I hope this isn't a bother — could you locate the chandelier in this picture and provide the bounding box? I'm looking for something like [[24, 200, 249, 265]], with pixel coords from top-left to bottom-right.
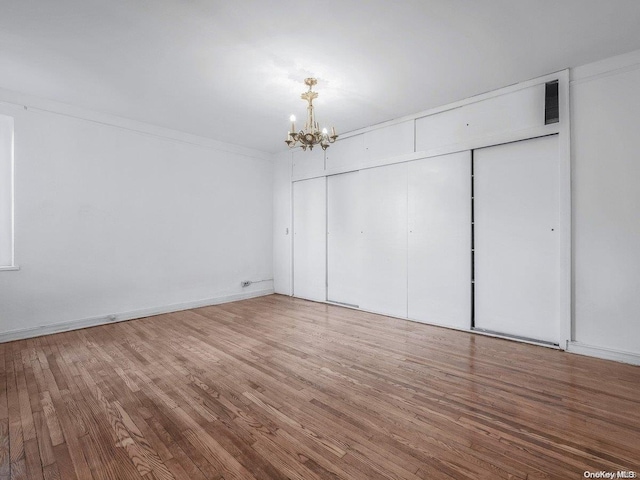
[[285, 78, 338, 151]]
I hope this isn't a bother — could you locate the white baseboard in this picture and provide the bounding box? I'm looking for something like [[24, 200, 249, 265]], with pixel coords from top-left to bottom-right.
[[566, 341, 640, 366], [0, 288, 274, 344]]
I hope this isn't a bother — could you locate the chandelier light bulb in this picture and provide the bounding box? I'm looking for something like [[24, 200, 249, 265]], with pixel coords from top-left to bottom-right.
[[285, 78, 338, 151]]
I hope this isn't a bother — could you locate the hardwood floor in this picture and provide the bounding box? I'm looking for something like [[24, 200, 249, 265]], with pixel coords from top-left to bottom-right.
[[0, 294, 638, 479]]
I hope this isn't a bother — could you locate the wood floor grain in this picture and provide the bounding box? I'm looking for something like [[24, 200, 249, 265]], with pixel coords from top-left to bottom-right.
[[1, 294, 639, 479]]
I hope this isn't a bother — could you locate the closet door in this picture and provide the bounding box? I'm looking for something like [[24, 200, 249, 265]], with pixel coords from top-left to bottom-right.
[[293, 177, 326, 302], [359, 162, 408, 317], [474, 135, 561, 344], [327, 171, 361, 306], [408, 152, 471, 329]]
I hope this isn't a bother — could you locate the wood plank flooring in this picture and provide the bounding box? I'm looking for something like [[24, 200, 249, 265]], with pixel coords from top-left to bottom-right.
[[1, 294, 639, 479]]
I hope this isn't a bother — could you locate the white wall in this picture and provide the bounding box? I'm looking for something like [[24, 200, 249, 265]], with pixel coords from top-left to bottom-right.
[[570, 51, 640, 359], [0, 93, 274, 340]]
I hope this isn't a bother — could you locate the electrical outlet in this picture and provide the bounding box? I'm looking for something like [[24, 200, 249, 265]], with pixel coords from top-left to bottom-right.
[[241, 281, 251, 287]]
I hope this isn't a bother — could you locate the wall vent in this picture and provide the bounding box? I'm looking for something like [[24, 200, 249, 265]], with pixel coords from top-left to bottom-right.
[[545, 80, 559, 125]]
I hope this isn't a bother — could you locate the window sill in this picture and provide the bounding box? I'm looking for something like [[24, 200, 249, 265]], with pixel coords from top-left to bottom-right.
[[0, 265, 20, 272]]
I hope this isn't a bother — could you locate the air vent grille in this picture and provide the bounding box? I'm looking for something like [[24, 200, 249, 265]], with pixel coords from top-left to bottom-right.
[[545, 81, 559, 125]]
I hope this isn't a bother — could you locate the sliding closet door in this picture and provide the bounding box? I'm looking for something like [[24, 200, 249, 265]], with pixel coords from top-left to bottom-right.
[[474, 135, 560, 344], [408, 152, 471, 329], [359, 162, 408, 317], [327, 171, 361, 306], [293, 177, 326, 302]]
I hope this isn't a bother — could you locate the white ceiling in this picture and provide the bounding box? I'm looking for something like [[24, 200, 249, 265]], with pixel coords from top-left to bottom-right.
[[2, 1, 640, 153]]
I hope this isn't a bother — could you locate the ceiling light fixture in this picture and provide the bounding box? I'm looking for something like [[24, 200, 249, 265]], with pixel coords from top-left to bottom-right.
[[285, 78, 338, 151]]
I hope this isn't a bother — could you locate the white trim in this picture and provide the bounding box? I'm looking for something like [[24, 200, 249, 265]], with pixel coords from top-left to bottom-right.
[[292, 123, 561, 183], [0, 113, 15, 269], [558, 69, 572, 350], [289, 151, 294, 296], [571, 48, 640, 84], [0, 265, 19, 272], [0, 87, 271, 161], [9, 114, 15, 267], [571, 62, 640, 87], [468, 328, 561, 350], [0, 288, 274, 344], [290, 156, 296, 297], [567, 341, 640, 366]]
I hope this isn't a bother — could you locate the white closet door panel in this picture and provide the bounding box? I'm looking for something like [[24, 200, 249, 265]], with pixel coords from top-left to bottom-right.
[[408, 151, 471, 329], [359, 162, 408, 317], [325, 134, 365, 173], [474, 135, 560, 343], [362, 121, 414, 167], [327, 172, 361, 306], [293, 177, 326, 302], [292, 147, 324, 181]]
